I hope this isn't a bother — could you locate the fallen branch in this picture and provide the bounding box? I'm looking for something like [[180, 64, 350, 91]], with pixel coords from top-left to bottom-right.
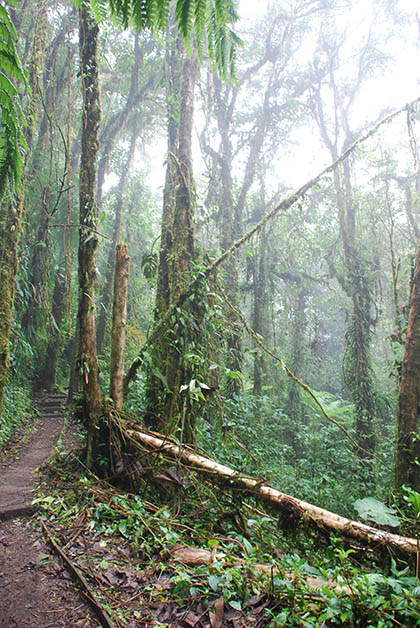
[[40, 519, 115, 628], [121, 424, 419, 558], [169, 544, 352, 593]]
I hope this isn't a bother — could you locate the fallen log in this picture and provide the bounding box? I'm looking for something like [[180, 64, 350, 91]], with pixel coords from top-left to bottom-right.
[[122, 424, 419, 558]]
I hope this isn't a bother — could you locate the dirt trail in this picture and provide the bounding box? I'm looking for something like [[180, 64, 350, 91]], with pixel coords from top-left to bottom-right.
[[0, 393, 66, 521], [0, 394, 98, 627]]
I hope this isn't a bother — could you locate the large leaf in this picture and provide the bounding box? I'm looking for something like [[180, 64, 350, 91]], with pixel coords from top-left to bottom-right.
[[354, 497, 400, 527]]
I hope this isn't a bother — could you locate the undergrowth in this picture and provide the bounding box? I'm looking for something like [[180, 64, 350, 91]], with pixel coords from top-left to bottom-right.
[[0, 382, 34, 451], [199, 392, 394, 519], [33, 448, 420, 628]]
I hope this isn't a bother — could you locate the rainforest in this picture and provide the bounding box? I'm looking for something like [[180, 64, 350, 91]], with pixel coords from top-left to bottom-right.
[[0, 0, 420, 626]]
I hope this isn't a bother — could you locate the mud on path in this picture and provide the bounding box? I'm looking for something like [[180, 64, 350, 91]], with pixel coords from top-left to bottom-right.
[[0, 393, 98, 627]]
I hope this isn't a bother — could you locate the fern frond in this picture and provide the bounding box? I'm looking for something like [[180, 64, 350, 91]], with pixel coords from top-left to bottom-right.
[[80, 0, 241, 80], [175, 0, 194, 41]]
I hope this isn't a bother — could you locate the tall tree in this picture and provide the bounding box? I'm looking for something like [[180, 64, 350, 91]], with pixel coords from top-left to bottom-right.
[[146, 34, 200, 441], [77, 3, 102, 465], [309, 23, 387, 462], [395, 242, 420, 490]]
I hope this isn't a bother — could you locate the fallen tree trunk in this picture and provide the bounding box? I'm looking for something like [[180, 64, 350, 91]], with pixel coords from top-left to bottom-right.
[[122, 424, 419, 558]]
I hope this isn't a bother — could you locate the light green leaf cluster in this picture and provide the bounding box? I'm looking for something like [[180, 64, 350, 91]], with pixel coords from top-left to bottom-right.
[[0, 1, 28, 197]]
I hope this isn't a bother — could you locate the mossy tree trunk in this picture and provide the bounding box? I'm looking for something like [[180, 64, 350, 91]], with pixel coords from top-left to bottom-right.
[[21, 195, 51, 340], [312, 77, 377, 465], [0, 0, 48, 416], [36, 273, 67, 391], [285, 287, 307, 453], [213, 78, 242, 396], [77, 4, 102, 465], [335, 161, 376, 462], [165, 44, 198, 441], [252, 226, 269, 397], [395, 243, 420, 490], [147, 36, 199, 442], [145, 30, 181, 428]]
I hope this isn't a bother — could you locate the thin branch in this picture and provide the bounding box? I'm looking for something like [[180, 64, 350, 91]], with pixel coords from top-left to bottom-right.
[[51, 223, 111, 240], [40, 519, 115, 628], [125, 95, 420, 388]]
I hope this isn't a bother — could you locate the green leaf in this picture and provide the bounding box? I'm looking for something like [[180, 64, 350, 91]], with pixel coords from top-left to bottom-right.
[[353, 497, 400, 527], [208, 574, 220, 591]]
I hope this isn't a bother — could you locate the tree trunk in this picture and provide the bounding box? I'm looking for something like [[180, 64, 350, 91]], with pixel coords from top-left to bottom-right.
[[123, 424, 419, 558], [110, 244, 130, 411], [145, 30, 181, 426], [395, 243, 420, 490], [252, 225, 269, 397], [77, 5, 102, 465], [285, 288, 307, 450], [146, 36, 199, 442], [0, 0, 48, 416], [335, 161, 376, 462], [21, 197, 51, 339], [163, 42, 198, 442]]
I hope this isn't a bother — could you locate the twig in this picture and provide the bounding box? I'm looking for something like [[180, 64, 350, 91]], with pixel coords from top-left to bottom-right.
[[39, 518, 116, 628]]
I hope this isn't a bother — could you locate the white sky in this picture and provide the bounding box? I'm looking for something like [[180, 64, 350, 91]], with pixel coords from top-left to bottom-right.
[[111, 0, 420, 197]]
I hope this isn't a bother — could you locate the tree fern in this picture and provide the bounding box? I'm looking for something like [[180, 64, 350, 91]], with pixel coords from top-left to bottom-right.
[[74, 0, 240, 79]]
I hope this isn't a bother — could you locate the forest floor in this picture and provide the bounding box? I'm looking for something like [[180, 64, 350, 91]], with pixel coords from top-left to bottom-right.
[[0, 396, 271, 628], [1, 396, 419, 627]]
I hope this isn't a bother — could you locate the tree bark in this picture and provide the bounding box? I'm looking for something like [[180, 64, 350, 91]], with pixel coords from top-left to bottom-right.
[[110, 244, 130, 412], [146, 36, 199, 442], [145, 30, 182, 426], [123, 423, 419, 558], [163, 42, 198, 441], [77, 4, 102, 464], [335, 161, 376, 461], [285, 288, 307, 447], [395, 243, 420, 490]]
